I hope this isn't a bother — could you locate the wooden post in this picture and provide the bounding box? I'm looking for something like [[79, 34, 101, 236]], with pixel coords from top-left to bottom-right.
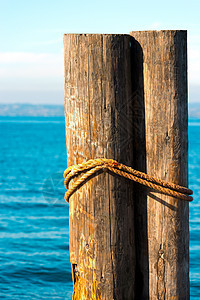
[[64, 34, 136, 299], [130, 30, 189, 299]]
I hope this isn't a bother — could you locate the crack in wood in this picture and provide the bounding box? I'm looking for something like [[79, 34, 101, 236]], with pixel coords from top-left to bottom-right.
[[157, 247, 166, 300]]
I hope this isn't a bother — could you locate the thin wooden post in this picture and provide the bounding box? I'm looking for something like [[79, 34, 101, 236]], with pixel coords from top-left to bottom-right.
[[130, 30, 189, 299], [64, 34, 136, 299]]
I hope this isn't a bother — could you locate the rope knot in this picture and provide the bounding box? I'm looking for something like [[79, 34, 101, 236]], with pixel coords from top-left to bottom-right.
[[63, 158, 193, 203]]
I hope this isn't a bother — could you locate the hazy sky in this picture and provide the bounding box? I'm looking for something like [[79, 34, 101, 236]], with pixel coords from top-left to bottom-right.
[[0, 0, 199, 104]]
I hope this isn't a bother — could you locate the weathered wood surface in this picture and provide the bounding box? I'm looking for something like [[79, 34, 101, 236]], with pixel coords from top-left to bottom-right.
[[64, 34, 136, 300], [130, 30, 189, 299]]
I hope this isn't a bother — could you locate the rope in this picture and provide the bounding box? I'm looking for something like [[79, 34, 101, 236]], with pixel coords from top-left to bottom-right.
[[63, 158, 193, 203]]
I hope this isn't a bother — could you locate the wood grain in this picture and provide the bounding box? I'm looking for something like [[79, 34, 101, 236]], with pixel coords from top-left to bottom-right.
[[64, 34, 136, 300], [130, 30, 189, 299]]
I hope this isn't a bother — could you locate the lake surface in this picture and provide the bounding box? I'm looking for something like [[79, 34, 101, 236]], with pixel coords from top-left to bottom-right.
[[0, 116, 199, 299]]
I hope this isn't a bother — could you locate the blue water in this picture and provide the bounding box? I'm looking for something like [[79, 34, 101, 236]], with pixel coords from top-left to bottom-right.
[[0, 117, 73, 299], [189, 119, 200, 299], [0, 116, 199, 299]]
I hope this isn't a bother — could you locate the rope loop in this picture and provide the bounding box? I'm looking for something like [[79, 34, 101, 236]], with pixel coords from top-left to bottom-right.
[[63, 158, 193, 203]]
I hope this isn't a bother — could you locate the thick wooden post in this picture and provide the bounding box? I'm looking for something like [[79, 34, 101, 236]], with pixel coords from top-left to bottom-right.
[[64, 34, 136, 299], [130, 30, 189, 299]]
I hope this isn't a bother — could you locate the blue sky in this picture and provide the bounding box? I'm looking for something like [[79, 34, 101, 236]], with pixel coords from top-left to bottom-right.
[[0, 0, 199, 104]]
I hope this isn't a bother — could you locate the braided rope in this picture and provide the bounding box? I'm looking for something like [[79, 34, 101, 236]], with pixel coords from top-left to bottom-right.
[[63, 158, 193, 203]]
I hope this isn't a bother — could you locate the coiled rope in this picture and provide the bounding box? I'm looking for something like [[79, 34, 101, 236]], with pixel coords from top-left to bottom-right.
[[63, 158, 193, 203]]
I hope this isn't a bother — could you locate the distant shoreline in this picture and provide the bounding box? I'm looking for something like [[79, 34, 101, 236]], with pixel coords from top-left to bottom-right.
[[0, 103, 200, 118], [0, 103, 64, 117]]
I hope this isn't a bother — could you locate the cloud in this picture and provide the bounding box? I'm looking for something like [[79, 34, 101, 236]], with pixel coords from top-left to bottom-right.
[[188, 34, 200, 86], [0, 40, 199, 103], [0, 52, 64, 92], [0, 52, 63, 64], [188, 50, 200, 85]]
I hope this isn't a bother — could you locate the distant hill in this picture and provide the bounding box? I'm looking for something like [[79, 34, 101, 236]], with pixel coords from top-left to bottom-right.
[[0, 103, 64, 116], [189, 103, 200, 118], [0, 102, 200, 118]]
